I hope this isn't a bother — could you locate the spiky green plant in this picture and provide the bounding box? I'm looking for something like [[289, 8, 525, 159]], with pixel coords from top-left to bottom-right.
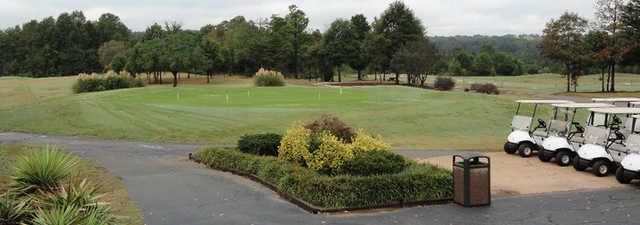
[[35, 179, 105, 210], [0, 193, 31, 225], [81, 207, 117, 225], [10, 146, 79, 194], [31, 205, 83, 225]]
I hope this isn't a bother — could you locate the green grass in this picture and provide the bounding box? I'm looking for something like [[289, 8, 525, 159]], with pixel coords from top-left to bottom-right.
[[0, 82, 521, 150], [0, 144, 143, 225]]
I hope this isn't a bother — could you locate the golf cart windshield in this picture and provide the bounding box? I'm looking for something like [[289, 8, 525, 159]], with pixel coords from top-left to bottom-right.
[[549, 103, 613, 137], [628, 115, 640, 152], [512, 100, 572, 132]]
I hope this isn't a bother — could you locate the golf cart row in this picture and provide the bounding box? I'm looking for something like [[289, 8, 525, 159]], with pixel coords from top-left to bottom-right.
[[504, 98, 640, 184]]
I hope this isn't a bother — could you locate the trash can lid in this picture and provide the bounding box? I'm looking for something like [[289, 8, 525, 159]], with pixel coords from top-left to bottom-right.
[[453, 152, 489, 160]]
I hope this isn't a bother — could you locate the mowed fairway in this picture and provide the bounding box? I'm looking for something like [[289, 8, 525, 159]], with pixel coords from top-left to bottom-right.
[[0, 76, 517, 150]]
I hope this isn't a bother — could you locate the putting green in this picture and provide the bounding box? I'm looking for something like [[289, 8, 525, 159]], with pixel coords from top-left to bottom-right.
[[0, 83, 521, 150]]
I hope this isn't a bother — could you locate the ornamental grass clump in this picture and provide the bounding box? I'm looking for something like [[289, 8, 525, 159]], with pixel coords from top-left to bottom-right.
[[72, 72, 144, 93], [254, 68, 285, 87]]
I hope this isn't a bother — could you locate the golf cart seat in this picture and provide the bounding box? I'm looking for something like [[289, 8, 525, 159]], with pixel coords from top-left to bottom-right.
[[571, 136, 585, 144], [610, 143, 628, 153], [533, 130, 547, 137], [628, 134, 640, 152], [584, 126, 609, 145]]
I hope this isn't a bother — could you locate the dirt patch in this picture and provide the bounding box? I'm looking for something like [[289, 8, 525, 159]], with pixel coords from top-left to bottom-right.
[[418, 152, 627, 198]]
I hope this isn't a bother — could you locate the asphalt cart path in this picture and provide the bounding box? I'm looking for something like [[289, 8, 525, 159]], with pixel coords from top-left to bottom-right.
[[1, 132, 639, 225]]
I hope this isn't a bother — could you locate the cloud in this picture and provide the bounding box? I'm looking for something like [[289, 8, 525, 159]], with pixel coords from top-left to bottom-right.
[[0, 0, 594, 36]]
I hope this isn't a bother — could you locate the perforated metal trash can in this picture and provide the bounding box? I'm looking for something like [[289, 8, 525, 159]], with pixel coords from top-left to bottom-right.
[[453, 152, 490, 207]]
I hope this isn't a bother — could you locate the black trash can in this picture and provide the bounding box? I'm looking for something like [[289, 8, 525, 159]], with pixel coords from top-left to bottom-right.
[[453, 152, 491, 207]]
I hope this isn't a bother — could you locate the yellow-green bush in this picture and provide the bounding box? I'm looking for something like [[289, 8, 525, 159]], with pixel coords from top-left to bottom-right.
[[306, 132, 354, 172], [349, 129, 391, 154], [277, 123, 311, 164], [279, 122, 392, 174]]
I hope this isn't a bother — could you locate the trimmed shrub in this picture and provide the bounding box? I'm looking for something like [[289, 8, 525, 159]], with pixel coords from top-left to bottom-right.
[[237, 133, 283, 156], [10, 146, 79, 194], [434, 76, 456, 91], [193, 147, 453, 209], [338, 150, 406, 176], [349, 129, 390, 153], [254, 68, 285, 87], [304, 115, 356, 143], [470, 83, 500, 95], [72, 73, 144, 94]]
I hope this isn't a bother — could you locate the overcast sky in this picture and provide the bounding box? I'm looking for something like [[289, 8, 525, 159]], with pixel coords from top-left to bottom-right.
[[0, 0, 595, 36]]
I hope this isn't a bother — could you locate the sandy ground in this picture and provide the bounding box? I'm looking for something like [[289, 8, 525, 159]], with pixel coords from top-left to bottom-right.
[[418, 152, 627, 198]]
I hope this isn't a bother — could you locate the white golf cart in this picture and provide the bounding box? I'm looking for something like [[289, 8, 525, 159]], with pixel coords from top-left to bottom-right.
[[573, 107, 640, 176], [615, 115, 640, 183], [504, 100, 573, 157], [592, 98, 640, 107], [538, 103, 614, 166]]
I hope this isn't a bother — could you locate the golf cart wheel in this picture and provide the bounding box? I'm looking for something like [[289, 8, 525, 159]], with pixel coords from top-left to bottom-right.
[[573, 157, 587, 171], [616, 167, 632, 184], [538, 151, 552, 162], [518, 143, 534, 158], [555, 151, 572, 167], [504, 142, 517, 154], [592, 160, 610, 177]]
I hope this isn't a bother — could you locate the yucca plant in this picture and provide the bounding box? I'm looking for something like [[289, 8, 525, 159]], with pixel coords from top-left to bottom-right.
[[31, 205, 83, 225], [81, 207, 117, 225], [35, 179, 105, 210], [0, 193, 31, 225], [10, 146, 80, 194]]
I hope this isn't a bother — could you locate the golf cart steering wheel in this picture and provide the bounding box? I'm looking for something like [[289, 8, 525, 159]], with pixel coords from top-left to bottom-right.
[[573, 122, 585, 134], [537, 119, 547, 129], [615, 129, 626, 141]]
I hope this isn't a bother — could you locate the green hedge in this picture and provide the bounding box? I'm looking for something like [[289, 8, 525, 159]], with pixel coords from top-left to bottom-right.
[[193, 147, 453, 209], [72, 76, 144, 93]]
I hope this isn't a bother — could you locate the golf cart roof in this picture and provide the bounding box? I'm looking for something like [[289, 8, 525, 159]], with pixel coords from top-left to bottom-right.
[[588, 107, 640, 114], [516, 100, 573, 104], [592, 98, 640, 103], [552, 103, 615, 108], [635, 115, 640, 119]]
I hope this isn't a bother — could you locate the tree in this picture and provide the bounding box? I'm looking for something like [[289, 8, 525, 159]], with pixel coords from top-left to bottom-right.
[[390, 38, 439, 87], [585, 30, 610, 92], [472, 52, 494, 76], [162, 33, 196, 87], [451, 49, 474, 74], [349, 14, 371, 80], [374, 1, 425, 84], [285, 5, 310, 78], [595, 0, 629, 92], [200, 36, 221, 83], [109, 53, 127, 74], [98, 40, 128, 70], [540, 12, 590, 92], [324, 19, 355, 82], [96, 13, 131, 43], [124, 43, 144, 77], [622, 0, 640, 37], [143, 23, 165, 41], [493, 53, 516, 75]]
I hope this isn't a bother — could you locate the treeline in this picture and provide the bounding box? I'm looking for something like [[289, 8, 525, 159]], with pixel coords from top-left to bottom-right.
[[1, 0, 639, 90], [0, 12, 131, 77]]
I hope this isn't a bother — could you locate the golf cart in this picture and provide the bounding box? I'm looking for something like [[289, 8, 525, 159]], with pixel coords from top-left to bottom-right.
[[615, 115, 640, 184], [504, 100, 573, 157], [573, 107, 640, 176], [592, 98, 640, 107], [632, 102, 640, 108], [538, 103, 614, 166]]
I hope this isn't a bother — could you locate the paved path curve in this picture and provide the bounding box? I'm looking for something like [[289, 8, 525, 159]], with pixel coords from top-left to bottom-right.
[[1, 132, 640, 225]]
